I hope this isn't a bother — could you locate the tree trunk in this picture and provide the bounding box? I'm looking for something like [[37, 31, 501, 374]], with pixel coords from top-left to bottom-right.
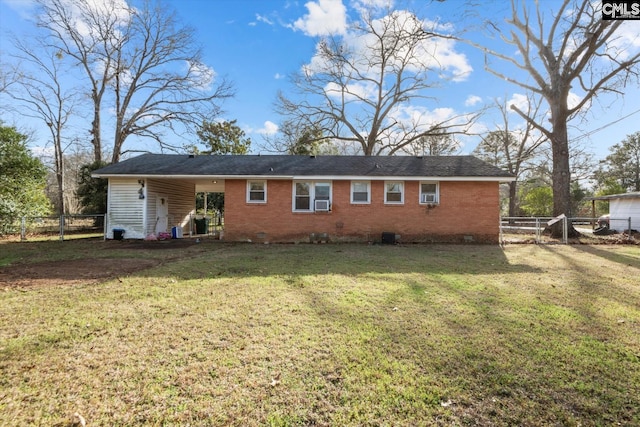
[[508, 181, 517, 218], [91, 98, 102, 163], [550, 117, 578, 237], [56, 170, 65, 215], [112, 132, 123, 163], [51, 122, 66, 215]]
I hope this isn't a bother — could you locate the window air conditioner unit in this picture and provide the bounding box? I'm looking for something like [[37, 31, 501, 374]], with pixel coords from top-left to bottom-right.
[[421, 194, 436, 203], [315, 199, 330, 211]]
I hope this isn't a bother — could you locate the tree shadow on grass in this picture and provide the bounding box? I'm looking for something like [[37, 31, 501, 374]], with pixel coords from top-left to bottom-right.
[[160, 243, 543, 281], [569, 244, 640, 270], [278, 244, 639, 425]]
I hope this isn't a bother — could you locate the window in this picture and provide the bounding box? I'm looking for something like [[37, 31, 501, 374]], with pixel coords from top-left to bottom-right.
[[314, 182, 331, 211], [294, 182, 311, 210], [293, 181, 332, 212], [420, 182, 439, 204], [247, 180, 267, 203], [351, 181, 370, 204], [385, 181, 404, 204], [315, 182, 330, 201]]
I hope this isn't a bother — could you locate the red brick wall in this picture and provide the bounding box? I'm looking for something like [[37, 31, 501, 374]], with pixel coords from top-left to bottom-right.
[[224, 179, 501, 243]]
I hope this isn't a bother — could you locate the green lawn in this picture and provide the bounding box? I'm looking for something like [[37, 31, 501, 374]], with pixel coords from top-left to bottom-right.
[[1, 240, 639, 426]]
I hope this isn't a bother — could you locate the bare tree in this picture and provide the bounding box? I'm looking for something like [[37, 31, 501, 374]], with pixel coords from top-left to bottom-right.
[[262, 120, 341, 155], [36, 0, 234, 163], [0, 67, 19, 94], [402, 128, 462, 156], [473, 94, 546, 217], [276, 8, 476, 156], [36, 0, 122, 163], [479, 0, 640, 235], [5, 38, 80, 215]]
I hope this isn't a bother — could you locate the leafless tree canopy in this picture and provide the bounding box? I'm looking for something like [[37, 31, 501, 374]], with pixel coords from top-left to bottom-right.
[[36, 0, 234, 163], [5, 35, 81, 215], [276, 8, 477, 156], [402, 129, 463, 156], [479, 0, 640, 234], [473, 94, 546, 216]]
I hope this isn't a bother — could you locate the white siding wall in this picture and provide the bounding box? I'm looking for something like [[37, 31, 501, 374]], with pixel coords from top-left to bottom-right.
[[146, 179, 196, 237], [107, 179, 146, 239], [610, 198, 640, 232]]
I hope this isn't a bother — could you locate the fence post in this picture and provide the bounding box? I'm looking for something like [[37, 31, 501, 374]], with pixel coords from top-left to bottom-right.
[[629, 217, 632, 240], [21, 216, 26, 241], [563, 216, 568, 244], [535, 218, 540, 244], [59, 215, 65, 241]]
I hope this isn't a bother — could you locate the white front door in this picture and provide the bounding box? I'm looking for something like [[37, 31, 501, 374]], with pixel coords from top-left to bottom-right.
[[156, 196, 169, 233]]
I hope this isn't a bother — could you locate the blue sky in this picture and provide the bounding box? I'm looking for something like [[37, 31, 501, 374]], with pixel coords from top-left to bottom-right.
[[1, 0, 639, 161]]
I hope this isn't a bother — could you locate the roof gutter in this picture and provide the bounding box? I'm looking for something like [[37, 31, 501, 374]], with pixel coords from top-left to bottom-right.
[[92, 173, 516, 182]]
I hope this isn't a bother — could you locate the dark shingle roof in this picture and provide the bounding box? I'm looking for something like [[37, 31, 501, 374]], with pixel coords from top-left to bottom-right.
[[93, 154, 514, 179], [588, 192, 640, 201]]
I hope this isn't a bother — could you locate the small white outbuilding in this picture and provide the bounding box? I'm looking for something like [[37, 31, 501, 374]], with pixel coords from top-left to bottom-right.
[[592, 192, 640, 233]]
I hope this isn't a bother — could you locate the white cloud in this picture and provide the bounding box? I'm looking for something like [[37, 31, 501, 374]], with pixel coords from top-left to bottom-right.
[[303, 10, 472, 85], [606, 20, 640, 61], [353, 0, 394, 13], [508, 91, 587, 117], [465, 95, 483, 107], [187, 61, 216, 91], [428, 37, 473, 82], [293, 0, 348, 36], [274, 73, 284, 79], [389, 104, 460, 131], [256, 14, 274, 26], [258, 120, 279, 135], [568, 90, 592, 112], [355, 0, 393, 6], [66, 0, 132, 40], [30, 145, 55, 159], [324, 81, 376, 101], [507, 93, 530, 113]]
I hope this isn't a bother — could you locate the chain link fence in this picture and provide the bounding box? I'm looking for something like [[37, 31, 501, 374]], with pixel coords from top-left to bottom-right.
[[3, 213, 633, 244], [500, 216, 635, 244], [0, 215, 105, 242]]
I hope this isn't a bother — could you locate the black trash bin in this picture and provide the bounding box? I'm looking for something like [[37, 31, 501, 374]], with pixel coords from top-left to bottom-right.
[[113, 228, 125, 240], [194, 218, 208, 234]]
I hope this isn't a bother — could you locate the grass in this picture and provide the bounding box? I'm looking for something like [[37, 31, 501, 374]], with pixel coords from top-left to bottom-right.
[[0, 240, 639, 426]]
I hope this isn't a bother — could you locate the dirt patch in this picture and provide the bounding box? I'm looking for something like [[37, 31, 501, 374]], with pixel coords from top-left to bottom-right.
[[0, 258, 161, 289], [109, 239, 201, 250]]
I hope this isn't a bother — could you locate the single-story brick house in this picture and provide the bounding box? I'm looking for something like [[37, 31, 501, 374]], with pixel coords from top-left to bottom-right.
[[92, 154, 515, 243]]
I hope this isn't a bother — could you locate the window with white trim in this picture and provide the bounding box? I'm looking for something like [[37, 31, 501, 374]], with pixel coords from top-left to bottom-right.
[[247, 180, 267, 203], [385, 181, 404, 204], [351, 181, 370, 204], [419, 181, 439, 204], [293, 181, 332, 212]]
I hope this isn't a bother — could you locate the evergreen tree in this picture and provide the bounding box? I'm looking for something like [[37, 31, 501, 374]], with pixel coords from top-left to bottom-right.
[[0, 123, 51, 233]]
